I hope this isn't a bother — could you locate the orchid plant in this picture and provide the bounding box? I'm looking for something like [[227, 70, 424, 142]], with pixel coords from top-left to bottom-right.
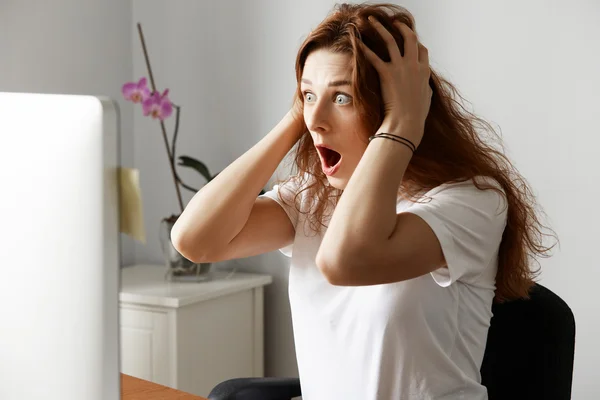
[[122, 75, 220, 215], [121, 23, 225, 217]]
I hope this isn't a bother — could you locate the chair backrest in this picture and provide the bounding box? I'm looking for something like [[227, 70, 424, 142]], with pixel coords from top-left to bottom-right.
[[480, 283, 576, 400]]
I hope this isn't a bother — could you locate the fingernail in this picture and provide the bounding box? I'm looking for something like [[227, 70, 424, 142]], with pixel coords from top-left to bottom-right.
[[368, 16, 374, 22]]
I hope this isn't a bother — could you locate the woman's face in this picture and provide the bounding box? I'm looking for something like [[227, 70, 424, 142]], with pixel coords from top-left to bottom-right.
[[301, 48, 370, 190]]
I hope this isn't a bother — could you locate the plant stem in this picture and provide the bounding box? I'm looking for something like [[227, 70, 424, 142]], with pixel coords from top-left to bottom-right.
[[137, 22, 184, 214], [171, 105, 200, 193]]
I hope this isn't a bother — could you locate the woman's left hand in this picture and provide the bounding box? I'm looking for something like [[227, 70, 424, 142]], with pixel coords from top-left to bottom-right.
[[360, 17, 433, 148]]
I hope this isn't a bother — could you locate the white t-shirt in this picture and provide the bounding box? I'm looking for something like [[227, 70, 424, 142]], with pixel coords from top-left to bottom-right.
[[259, 175, 508, 400]]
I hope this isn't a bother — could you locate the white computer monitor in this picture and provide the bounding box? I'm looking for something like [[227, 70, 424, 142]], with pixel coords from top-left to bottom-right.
[[0, 92, 121, 400]]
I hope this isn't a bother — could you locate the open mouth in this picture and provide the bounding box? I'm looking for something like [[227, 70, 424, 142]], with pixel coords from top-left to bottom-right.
[[316, 145, 342, 176]]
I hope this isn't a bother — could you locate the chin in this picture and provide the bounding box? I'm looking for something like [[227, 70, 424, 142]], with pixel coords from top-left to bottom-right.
[[325, 175, 347, 190]]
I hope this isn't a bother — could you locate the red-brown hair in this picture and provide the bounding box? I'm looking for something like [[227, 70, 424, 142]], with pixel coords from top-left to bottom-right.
[[277, 2, 558, 303]]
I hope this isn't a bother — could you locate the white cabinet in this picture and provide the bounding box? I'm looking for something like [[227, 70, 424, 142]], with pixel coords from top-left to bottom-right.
[[119, 264, 272, 397]]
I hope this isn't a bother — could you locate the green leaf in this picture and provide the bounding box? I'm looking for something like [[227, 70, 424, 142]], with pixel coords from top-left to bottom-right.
[[177, 156, 212, 182]]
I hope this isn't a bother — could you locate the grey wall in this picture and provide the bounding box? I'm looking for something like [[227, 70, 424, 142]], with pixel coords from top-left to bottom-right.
[[0, 0, 136, 266]]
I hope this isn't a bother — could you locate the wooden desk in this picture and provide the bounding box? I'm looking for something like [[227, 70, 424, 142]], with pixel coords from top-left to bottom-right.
[[121, 373, 208, 399]]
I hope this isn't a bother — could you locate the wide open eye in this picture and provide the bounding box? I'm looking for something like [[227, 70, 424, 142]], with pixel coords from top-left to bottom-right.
[[334, 93, 352, 105], [303, 92, 316, 102]]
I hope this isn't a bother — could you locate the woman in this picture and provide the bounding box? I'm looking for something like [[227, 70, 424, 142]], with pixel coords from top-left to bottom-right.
[[172, 3, 557, 399]]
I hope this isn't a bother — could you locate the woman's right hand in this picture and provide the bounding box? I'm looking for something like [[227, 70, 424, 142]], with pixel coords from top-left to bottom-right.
[[286, 91, 306, 138], [289, 91, 304, 122]]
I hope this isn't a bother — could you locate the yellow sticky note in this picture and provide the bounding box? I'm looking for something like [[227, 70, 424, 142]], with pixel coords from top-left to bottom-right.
[[118, 167, 146, 244]]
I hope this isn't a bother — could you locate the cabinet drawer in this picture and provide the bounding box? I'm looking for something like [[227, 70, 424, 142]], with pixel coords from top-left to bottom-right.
[[119, 307, 171, 385]]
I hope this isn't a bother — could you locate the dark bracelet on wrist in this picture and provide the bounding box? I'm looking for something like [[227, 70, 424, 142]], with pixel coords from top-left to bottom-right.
[[368, 133, 417, 153]]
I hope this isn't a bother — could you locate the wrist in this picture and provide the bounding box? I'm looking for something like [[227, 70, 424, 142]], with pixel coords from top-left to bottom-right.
[[278, 111, 305, 142], [377, 120, 423, 147]]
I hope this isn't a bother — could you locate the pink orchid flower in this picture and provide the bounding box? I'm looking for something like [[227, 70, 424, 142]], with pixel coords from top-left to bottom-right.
[[121, 77, 151, 103], [142, 88, 173, 120]]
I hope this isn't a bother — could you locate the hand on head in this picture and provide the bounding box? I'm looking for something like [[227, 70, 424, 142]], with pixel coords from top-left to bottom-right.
[[360, 16, 433, 148]]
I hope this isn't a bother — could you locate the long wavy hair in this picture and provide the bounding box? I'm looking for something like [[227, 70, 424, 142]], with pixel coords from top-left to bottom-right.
[[276, 2, 558, 303]]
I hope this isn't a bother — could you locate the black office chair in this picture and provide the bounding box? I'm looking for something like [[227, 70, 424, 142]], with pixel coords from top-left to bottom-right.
[[207, 283, 576, 400]]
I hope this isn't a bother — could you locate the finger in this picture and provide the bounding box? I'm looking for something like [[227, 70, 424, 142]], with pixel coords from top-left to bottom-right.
[[359, 41, 387, 73], [394, 21, 418, 61], [368, 16, 401, 63]]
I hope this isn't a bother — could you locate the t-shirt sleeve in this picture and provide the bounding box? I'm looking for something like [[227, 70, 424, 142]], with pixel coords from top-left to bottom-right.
[[257, 175, 302, 257], [402, 178, 508, 287]]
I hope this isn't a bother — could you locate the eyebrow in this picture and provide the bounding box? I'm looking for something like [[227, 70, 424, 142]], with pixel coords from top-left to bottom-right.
[[301, 78, 352, 87]]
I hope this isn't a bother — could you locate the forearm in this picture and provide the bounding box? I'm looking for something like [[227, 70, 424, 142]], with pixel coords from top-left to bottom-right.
[[172, 112, 302, 261], [319, 125, 416, 266]]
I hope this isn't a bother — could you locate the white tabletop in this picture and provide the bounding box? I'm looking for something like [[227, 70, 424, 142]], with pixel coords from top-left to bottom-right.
[[119, 264, 273, 308]]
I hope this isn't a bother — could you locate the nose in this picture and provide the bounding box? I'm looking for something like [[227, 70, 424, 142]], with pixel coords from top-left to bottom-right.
[[304, 97, 331, 134]]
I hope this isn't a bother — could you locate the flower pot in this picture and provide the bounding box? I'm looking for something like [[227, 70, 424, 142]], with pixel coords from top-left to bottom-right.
[[159, 214, 213, 282]]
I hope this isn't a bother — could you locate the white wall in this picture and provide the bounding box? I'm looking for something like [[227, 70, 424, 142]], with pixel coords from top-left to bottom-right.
[[0, 0, 136, 266]]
